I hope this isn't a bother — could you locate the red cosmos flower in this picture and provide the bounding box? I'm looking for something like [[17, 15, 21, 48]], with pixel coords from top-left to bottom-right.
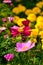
[[11, 26, 20, 37], [22, 26, 31, 36], [22, 20, 30, 26]]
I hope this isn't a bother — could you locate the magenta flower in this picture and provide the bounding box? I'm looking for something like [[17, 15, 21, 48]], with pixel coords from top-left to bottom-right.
[[22, 26, 31, 36], [3, 0, 12, 3], [8, 17, 14, 22], [22, 20, 30, 26], [16, 40, 35, 52], [2, 18, 7, 22], [0, 27, 6, 33], [11, 26, 20, 37], [4, 53, 14, 61]]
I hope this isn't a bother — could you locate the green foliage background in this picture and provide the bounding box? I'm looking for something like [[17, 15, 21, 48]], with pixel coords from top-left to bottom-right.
[[0, 0, 43, 65]]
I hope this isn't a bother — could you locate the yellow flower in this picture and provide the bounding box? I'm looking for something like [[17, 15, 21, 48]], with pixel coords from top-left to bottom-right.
[[40, 11, 43, 15], [13, 16, 20, 23], [35, 24, 38, 29], [38, 22, 43, 30], [37, 16, 43, 23], [30, 29, 39, 37], [32, 7, 41, 14], [27, 13, 36, 22], [12, 4, 26, 14], [41, 39, 43, 42], [30, 38, 37, 43], [12, 7, 20, 14], [13, 16, 26, 26], [36, 16, 43, 29], [16, 18, 26, 26], [33, 38, 37, 43], [25, 9, 32, 15], [39, 31, 43, 38], [36, 1, 43, 8], [18, 4, 26, 12], [35, 22, 43, 30]]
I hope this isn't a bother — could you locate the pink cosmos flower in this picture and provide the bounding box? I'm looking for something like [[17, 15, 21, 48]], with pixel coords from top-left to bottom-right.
[[0, 27, 6, 33], [16, 40, 35, 52], [8, 17, 14, 22], [22, 26, 31, 36], [2, 18, 7, 22], [11, 26, 20, 37], [3, 0, 12, 3], [4, 53, 14, 61], [22, 20, 30, 26]]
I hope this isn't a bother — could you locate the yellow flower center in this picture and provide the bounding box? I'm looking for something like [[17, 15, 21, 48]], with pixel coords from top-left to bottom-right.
[[22, 46, 28, 51]]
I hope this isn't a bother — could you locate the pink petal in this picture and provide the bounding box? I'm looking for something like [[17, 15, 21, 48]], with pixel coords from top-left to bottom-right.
[[11, 26, 19, 30], [3, 0, 12, 3], [16, 40, 35, 52]]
